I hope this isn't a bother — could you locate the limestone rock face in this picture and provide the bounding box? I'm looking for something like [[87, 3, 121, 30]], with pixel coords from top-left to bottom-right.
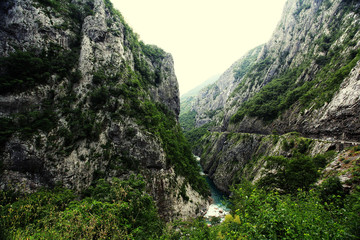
[[149, 53, 180, 118], [300, 60, 360, 141], [0, 0, 207, 220], [198, 133, 264, 193], [191, 46, 263, 128]]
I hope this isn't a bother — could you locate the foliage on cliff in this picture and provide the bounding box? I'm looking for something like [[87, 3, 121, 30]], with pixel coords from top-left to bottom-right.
[[228, 0, 360, 125], [231, 48, 360, 123]]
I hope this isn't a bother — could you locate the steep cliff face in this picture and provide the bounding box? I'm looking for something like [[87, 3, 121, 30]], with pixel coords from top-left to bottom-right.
[[225, 0, 360, 142], [185, 46, 263, 128], [0, 0, 208, 220], [182, 0, 360, 192]]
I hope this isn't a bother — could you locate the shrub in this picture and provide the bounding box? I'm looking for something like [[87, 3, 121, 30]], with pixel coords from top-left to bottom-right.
[[92, 69, 107, 85], [0, 51, 49, 93], [0, 176, 163, 239], [258, 154, 319, 193], [318, 176, 346, 207], [231, 37, 360, 124], [226, 183, 354, 239], [89, 87, 109, 108], [0, 44, 81, 94]]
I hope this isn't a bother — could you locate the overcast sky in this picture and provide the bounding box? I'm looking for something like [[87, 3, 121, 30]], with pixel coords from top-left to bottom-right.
[[112, 0, 287, 95]]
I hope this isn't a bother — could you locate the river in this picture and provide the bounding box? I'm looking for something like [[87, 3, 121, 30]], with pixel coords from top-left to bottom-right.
[[196, 156, 230, 222]]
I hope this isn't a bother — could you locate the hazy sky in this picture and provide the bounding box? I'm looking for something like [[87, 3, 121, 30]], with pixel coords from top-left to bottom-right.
[[112, 0, 287, 95]]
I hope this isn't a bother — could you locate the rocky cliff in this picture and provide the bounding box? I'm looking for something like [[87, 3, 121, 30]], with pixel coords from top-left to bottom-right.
[[182, 0, 360, 193], [196, 131, 359, 194], [0, 0, 209, 220], [187, 0, 360, 138], [190, 46, 263, 128], [226, 0, 360, 142]]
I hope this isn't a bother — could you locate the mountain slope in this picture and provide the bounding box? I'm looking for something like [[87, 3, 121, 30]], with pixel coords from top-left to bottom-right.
[[182, 0, 360, 193], [188, 0, 360, 140], [226, 0, 360, 141], [180, 46, 264, 145], [0, 0, 209, 220], [180, 74, 220, 116]]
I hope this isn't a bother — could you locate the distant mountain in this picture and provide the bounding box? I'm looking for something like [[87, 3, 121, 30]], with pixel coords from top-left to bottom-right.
[[180, 74, 221, 100], [180, 74, 220, 115]]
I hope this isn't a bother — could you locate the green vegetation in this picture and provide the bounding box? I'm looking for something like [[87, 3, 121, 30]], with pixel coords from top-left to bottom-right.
[[258, 153, 327, 193], [0, 45, 80, 94], [178, 48, 263, 149], [0, 0, 209, 238], [180, 110, 197, 132], [179, 97, 215, 150], [140, 42, 167, 62], [184, 122, 214, 149], [2, 152, 359, 239], [233, 45, 263, 82], [172, 130, 360, 239], [1, 0, 207, 201], [224, 182, 359, 239], [160, 182, 359, 239], [134, 43, 166, 86], [104, 0, 165, 87], [0, 42, 83, 148], [0, 98, 57, 148], [0, 50, 50, 93], [72, 61, 209, 196], [34, 0, 94, 31], [0, 175, 163, 239], [293, 0, 311, 17], [318, 176, 347, 206], [3, 178, 357, 239], [179, 96, 194, 114], [231, 63, 309, 122], [300, 50, 360, 109], [137, 101, 208, 196], [176, 1, 360, 239], [4, 0, 360, 238], [62, 107, 102, 146], [104, 0, 207, 186]]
